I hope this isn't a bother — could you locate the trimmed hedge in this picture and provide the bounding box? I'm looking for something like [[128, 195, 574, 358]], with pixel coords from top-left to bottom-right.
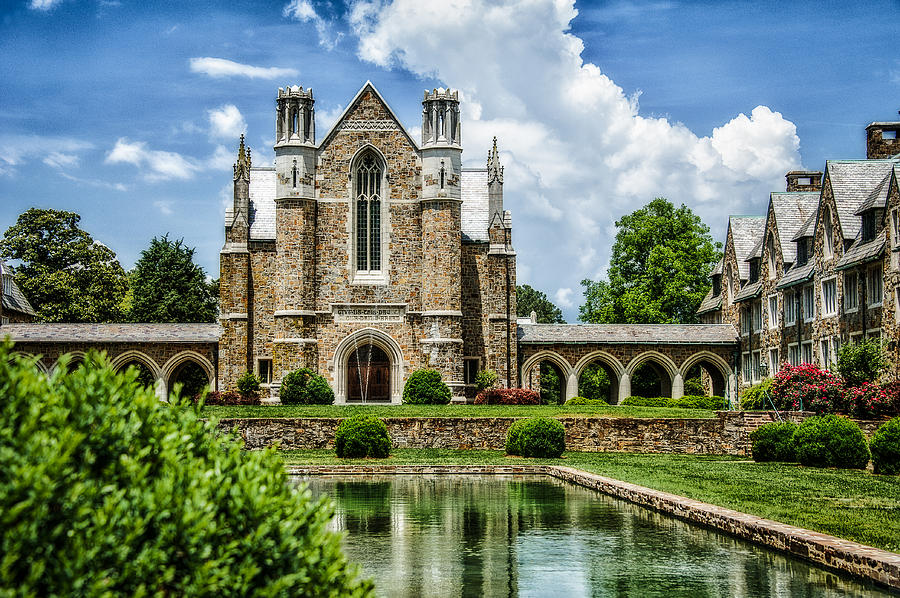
[[620, 395, 725, 410], [334, 415, 391, 458], [740, 378, 774, 410], [869, 417, 900, 475], [402, 369, 451, 404], [0, 346, 372, 596], [749, 421, 798, 462], [280, 368, 335, 405], [793, 415, 870, 469], [474, 388, 541, 405], [194, 390, 261, 406], [505, 417, 566, 458], [564, 396, 608, 406]]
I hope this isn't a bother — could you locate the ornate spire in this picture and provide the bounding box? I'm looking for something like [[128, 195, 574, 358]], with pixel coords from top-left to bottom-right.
[[233, 134, 251, 181], [487, 136, 503, 185]]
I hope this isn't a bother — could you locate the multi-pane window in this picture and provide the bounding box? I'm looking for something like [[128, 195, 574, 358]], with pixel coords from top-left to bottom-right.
[[801, 341, 813, 365], [355, 153, 382, 273], [257, 358, 273, 384], [742, 353, 751, 383], [464, 358, 480, 385], [844, 272, 858, 312], [767, 237, 776, 280], [767, 295, 778, 329], [802, 285, 815, 321], [752, 301, 763, 332], [867, 266, 883, 307], [784, 290, 797, 325], [788, 344, 800, 366], [768, 348, 780, 375], [741, 307, 751, 335], [821, 278, 837, 316], [751, 351, 761, 382], [797, 238, 808, 265], [862, 212, 876, 242], [820, 338, 832, 368], [823, 207, 834, 259]]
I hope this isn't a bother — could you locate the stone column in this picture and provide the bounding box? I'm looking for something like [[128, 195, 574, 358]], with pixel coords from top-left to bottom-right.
[[672, 372, 685, 399], [618, 373, 631, 403]]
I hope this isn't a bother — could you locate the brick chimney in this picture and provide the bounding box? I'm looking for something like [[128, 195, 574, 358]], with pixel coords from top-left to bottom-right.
[[785, 170, 823, 192], [866, 115, 900, 159]]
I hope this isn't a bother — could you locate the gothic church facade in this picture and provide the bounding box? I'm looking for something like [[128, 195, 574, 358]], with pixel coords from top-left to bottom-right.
[[219, 82, 518, 402]]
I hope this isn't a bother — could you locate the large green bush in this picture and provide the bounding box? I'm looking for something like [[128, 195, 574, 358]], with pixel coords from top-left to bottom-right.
[[869, 417, 900, 475], [402, 369, 451, 404], [235, 370, 261, 397], [749, 421, 798, 462], [474, 369, 498, 392], [505, 417, 566, 458], [620, 395, 725, 410], [565, 396, 608, 406], [280, 368, 335, 405], [793, 415, 870, 469], [334, 415, 391, 458], [0, 345, 372, 597], [740, 378, 774, 410], [836, 338, 886, 387]]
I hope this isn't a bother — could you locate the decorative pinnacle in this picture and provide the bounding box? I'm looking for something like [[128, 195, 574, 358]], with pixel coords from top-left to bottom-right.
[[233, 134, 251, 181], [487, 136, 503, 184]]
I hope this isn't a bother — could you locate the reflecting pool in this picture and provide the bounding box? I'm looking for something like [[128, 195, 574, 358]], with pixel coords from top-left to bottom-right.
[[301, 475, 892, 598]]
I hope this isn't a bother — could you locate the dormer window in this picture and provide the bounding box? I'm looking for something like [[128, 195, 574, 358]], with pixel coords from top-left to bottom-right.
[[797, 238, 809, 266], [862, 212, 876, 242], [749, 258, 760, 283], [712, 274, 721, 297]]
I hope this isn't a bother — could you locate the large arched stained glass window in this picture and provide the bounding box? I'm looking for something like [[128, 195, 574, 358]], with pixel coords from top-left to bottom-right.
[[356, 152, 382, 272]]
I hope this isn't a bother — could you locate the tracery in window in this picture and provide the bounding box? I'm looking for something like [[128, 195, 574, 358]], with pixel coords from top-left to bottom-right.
[[355, 152, 382, 273]]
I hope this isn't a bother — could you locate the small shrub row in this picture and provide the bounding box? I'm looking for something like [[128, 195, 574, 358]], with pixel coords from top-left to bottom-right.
[[474, 388, 541, 405], [750, 415, 900, 474], [280, 368, 334, 405], [335, 415, 391, 458], [402, 369, 451, 404], [620, 395, 725, 410], [505, 417, 565, 458], [565, 396, 608, 406]]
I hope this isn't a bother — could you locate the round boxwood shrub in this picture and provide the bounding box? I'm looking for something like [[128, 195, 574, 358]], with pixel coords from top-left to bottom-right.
[[335, 415, 391, 458], [565, 396, 608, 406], [280, 368, 335, 405], [793, 415, 870, 469], [402, 368, 451, 404], [505, 417, 566, 458], [869, 417, 900, 475], [0, 345, 372, 597], [749, 421, 798, 462]]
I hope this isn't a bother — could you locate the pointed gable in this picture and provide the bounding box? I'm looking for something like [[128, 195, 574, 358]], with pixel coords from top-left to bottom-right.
[[318, 81, 419, 151]]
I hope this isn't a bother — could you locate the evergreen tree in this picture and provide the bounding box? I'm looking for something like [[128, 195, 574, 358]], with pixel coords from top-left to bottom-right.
[[129, 235, 217, 322], [517, 284, 565, 323]]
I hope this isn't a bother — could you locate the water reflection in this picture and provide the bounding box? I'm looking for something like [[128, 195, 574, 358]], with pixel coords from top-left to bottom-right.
[[300, 475, 891, 598]]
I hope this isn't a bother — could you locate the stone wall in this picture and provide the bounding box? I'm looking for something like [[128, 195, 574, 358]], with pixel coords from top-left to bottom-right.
[[214, 411, 883, 456]]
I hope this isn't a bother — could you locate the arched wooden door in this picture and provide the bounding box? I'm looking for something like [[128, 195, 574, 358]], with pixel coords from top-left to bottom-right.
[[347, 344, 391, 402]]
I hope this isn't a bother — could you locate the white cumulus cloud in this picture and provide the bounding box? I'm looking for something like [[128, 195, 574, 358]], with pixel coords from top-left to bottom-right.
[[283, 0, 343, 49], [0, 134, 93, 176], [555, 287, 574, 309], [189, 57, 299, 79], [348, 0, 802, 318], [105, 138, 198, 181], [208, 104, 247, 140], [28, 0, 65, 10]]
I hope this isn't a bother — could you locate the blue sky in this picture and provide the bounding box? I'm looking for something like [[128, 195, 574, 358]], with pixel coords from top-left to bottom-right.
[[2, 0, 898, 322]]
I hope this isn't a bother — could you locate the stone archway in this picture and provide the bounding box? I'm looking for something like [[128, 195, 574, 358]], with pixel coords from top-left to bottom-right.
[[572, 351, 626, 404], [347, 344, 391, 402], [521, 350, 575, 403], [625, 351, 681, 399], [53, 351, 86, 375], [111, 350, 164, 399], [162, 351, 216, 399], [333, 328, 404, 404], [680, 351, 734, 402], [8, 351, 49, 375]]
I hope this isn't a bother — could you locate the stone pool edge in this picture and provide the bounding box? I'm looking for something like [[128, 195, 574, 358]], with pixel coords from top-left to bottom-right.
[[286, 464, 900, 591]]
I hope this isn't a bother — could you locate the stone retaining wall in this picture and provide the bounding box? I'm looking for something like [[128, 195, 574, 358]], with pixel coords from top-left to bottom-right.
[[286, 464, 900, 590], [215, 411, 886, 456]]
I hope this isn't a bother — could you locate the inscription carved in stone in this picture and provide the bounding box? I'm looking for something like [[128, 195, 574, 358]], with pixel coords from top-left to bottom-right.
[[333, 304, 405, 322]]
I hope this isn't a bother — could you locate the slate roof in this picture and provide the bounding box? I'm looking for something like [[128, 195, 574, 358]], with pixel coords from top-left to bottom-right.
[[696, 289, 722, 315], [792, 209, 818, 241], [836, 230, 886, 271], [729, 216, 765, 280], [712, 257, 723, 276], [1, 261, 36, 317], [770, 192, 819, 263], [240, 168, 491, 243], [776, 261, 815, 289], [733, 280, 762, 303], [517, 323, 738, 345], [249, 167, 276, 241], [854, 172, 891, 215], [826, 160, 897, 240], [2, 323, 223, 343]]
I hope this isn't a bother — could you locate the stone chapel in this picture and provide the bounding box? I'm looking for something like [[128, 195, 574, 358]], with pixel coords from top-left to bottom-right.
[[219, 81, 518, 402]]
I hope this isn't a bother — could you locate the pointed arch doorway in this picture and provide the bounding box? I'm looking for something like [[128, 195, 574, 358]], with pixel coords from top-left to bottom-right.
[[347, 344, 391, 403]]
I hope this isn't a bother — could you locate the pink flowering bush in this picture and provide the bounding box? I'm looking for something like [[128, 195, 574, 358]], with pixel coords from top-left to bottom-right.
[[770, 363, 846, 414], [879, 381, 900, 418], [847, 382, 889, 419]]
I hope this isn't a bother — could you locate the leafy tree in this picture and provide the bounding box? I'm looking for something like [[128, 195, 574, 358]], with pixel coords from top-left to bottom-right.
[[578, 362, 610, 402], [539, 362, 561, 404], [836, 338, 886, 387], [579, 198, 721, 324], [129, 235, 218, 322], [517, 284, 565, 323], [0, 345, 373, 596], [0, 208, 128, 322]]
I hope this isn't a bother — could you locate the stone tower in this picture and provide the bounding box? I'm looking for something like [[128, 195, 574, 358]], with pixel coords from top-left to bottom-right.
[[420, 89, 465, 394], [273, 85, 318, 382]]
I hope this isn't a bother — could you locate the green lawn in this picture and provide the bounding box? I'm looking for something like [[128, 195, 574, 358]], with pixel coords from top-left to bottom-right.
[[203, 403, 717, 419], [280, 449, 900, 553]]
